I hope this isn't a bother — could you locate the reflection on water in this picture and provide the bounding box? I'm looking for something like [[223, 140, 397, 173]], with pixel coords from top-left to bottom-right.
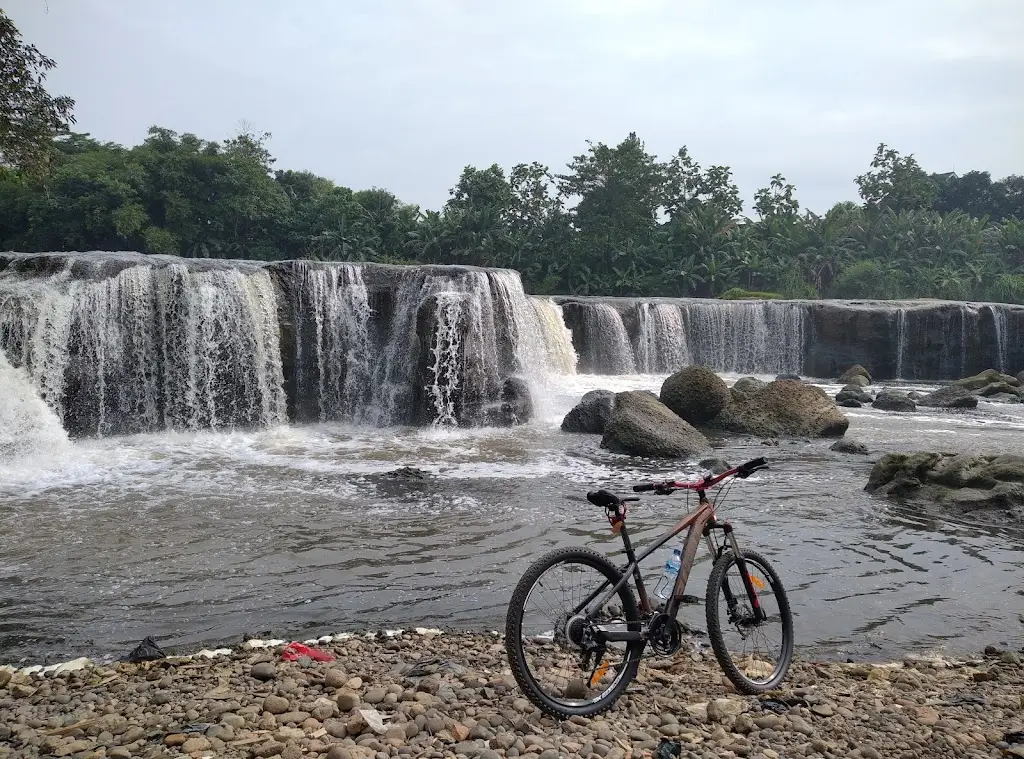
[[1, 374, 1023, 664]]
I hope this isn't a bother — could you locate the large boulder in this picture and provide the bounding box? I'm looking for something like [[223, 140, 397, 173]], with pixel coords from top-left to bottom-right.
[[660, 366, 730, 425], [730, 377, 767, 401], [838, 364, 872, 386], [872, 389, 916, 412], [601, 391, 711, 459], [1017, 370, 1024, 385], [561, 389, 615, 434], [954, 369, 1020, 392], [835, 384, 872, 405], [866, 452, 1024, 514], [708, 380, 849, 438], [976, 381, 1021, 398], [917, 385, 979, 409]]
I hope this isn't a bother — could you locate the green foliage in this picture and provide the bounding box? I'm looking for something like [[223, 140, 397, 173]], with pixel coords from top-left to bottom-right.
[[719, 288, 783, 300], [0, 10, 76, 177], [0, 124, 1021, 306]]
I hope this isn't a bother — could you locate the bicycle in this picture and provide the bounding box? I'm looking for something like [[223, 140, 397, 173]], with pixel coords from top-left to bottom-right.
[[504, 456, 794, 718]]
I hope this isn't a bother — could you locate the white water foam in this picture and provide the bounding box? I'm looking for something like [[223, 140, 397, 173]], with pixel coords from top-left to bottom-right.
[[0, 349, 71, 467]]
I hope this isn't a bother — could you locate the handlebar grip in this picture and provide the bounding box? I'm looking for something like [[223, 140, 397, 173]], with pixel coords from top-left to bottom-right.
[[632, 483, 655, 492]]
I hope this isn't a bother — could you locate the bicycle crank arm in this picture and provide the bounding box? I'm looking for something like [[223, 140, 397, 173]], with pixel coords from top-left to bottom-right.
[[591, 626, 645, 644]]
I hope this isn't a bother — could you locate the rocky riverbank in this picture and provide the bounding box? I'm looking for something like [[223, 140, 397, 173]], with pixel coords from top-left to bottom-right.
[[2, 632, 1023, 759]]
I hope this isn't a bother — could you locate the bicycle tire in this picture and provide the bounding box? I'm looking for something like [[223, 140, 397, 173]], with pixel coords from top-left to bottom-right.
[[705, 548, 793, 694], [505, 546, 643, 719]]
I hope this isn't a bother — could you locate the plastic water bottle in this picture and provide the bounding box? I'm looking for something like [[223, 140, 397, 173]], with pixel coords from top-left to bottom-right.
[[655, 547, 683, 600]]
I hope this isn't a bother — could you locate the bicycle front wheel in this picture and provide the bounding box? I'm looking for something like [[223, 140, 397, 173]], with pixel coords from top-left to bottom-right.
[[706, 549, 793, 694], [505, 547, 643, 719]]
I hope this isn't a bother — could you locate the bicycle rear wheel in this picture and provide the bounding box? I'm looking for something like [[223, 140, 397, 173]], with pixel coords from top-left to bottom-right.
[[505, 547, 643, 719], [706, 549, 793, 694]]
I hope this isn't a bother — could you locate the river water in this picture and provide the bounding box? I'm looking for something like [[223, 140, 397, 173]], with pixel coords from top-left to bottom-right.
[[1, 373, 1023, 666]]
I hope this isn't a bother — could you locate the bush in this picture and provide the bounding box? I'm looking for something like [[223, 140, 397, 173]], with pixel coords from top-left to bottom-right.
[[718, 287, 783, 300]]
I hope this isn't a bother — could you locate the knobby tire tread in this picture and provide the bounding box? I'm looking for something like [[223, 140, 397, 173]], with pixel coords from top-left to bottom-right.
[[705, 549, 794, 695], [505, 546, 642, 719]]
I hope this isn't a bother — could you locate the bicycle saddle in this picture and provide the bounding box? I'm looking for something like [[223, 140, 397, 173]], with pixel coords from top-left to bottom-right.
[[587, 489, 620, 508]]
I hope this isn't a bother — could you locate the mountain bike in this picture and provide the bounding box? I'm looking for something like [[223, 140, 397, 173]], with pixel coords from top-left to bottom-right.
[[505, 457, 793, 718]]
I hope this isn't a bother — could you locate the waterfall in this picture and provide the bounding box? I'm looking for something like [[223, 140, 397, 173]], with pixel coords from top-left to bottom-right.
[[683, 301, 805, 375], [0, 258, 286, 436], [528, 297, 578, 375], [635, 302, 689, 373], [424, 291, 471, 426], [894, 308, 907, 379], [0, 349, 70, 464], [373, 270, 503, 426], [990, 305, 1008, 372], [572, 303, 636, 374], [293, 262, 373, 423]]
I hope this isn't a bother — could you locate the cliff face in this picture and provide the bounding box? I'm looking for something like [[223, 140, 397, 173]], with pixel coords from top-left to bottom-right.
[[554, 296, 1023, 381], [0, 252, 564, 436], [2, 251, 1021, 437]]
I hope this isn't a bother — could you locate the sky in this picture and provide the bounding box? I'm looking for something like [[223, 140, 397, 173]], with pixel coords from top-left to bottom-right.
[[6, 0, 1024, 214]]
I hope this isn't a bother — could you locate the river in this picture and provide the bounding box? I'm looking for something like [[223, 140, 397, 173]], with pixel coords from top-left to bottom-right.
[[2, 371, 1022, 667]]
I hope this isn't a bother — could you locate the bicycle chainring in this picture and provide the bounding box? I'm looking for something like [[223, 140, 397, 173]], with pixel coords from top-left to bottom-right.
[[646, 612, 683, 656]]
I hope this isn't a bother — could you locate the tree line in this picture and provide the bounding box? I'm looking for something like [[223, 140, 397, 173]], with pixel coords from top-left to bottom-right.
[[1, 12, 1022, 303]]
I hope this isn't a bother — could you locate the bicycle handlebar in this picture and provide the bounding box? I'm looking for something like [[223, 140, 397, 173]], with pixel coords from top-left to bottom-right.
[[631, 457, 769, 494]]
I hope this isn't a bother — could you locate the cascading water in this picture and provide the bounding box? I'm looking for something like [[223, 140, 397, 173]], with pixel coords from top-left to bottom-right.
[[635, 302, 689, 373], [528, 297, 578, 376], [0, 257, 287, 436], [0, 349, 70, 464], [292, 262, 373, 423], [573, 303, 636, 375], [990, 305, 1008, 373], [684, 300, 805, 375], [424, 291, 471, 426], [372, 270, 503, 426], [894, 308, 907, 379]]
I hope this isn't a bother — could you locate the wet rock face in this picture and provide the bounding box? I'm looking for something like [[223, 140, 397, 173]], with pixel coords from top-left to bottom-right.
[[866, 452, 1024, 516], [561, 389, 615, 434], [709, 380, 849, 439], [601, 390, 711, 458]]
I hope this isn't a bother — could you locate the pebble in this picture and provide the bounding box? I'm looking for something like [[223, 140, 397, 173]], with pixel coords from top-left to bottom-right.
[[0, 632, 1018, 759], [263, 694, 291, 714], [250, 662, 277, 681], [324, 668, 348, 689]]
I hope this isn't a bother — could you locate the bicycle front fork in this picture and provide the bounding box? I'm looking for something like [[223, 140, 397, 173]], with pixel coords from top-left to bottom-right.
[[705, 520, 767, 624]]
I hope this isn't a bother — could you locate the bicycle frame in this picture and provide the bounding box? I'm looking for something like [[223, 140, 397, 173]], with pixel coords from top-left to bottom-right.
[[577, 494, 764, 645]]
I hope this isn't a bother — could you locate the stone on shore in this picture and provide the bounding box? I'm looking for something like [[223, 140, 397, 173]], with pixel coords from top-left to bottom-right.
[[0, 630, 1020, 759]]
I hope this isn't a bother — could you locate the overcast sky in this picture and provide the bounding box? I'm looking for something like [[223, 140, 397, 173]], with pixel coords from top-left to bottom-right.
[[7, 0, 1023, 214]]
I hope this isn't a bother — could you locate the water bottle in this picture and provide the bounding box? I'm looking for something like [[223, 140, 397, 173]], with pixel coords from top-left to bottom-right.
[[655, 547, 683, 600]]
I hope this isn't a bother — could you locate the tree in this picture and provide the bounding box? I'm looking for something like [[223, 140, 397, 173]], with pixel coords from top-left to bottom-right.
[[855, 143, 936, 213], [0, 10, 76, 177]]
